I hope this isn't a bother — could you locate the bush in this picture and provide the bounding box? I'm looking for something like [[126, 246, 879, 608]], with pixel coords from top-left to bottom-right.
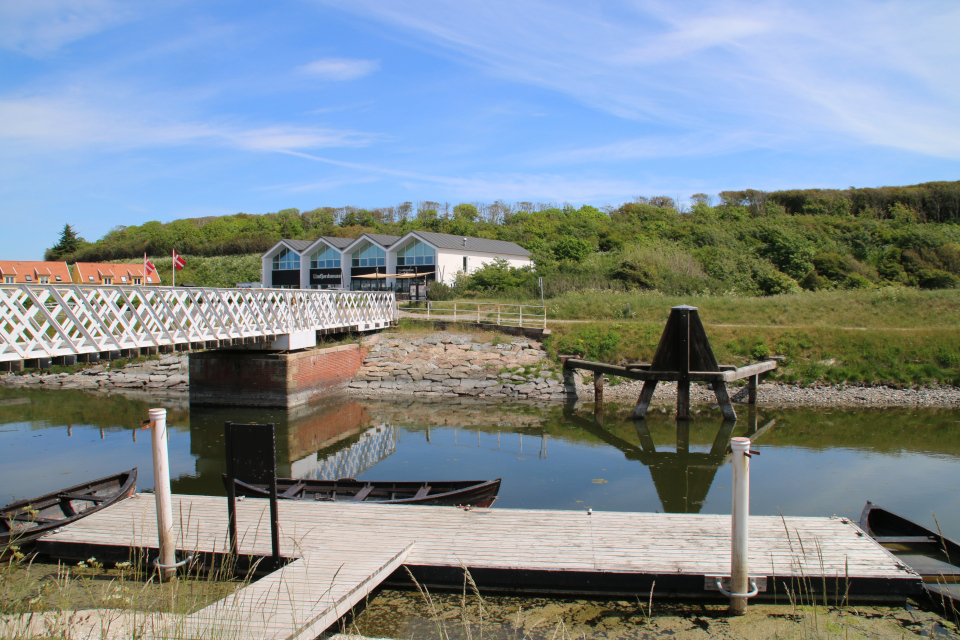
[[916, 268, 960, 290], [427, 281, 455, 301], [551, 325, 623, 362]]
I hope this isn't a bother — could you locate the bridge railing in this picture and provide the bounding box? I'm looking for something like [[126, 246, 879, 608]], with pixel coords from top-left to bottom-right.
[[400, 301, 547, 329], [0, 285, 396, 362]]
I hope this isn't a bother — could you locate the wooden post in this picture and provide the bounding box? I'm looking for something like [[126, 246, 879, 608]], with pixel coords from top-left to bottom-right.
[[498, 305, 501, 326], [713, 382, 738, 421], [730, 436, 751, 615], [594, 374, 604, 404], [519, 306, 523, 328], [148, 408, 176, 581], [677, 307, 690, 420], [747, 374, 758, 404], [631, 380, 658, 419], [676, 380, 690, 420]]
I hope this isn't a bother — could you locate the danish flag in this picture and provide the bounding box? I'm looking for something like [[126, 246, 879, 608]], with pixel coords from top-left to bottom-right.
[[172, 249, 186, 271], [143, 253, 156, 275]]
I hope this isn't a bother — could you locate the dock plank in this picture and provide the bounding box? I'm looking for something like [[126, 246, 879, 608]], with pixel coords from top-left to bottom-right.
[[37, 494, 921, 639]]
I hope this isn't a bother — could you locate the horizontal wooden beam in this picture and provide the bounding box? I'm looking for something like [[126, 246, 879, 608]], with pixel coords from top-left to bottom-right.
[[565, 358, 777, 383]]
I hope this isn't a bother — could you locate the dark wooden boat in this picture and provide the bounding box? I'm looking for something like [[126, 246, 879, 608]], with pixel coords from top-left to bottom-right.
[[1, 469, 137, 549], [227, 476, 501, 508], [860, 501, 960, 612]]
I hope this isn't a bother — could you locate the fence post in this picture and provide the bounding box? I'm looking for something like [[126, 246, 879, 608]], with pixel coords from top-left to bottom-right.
[[519, 306, 523, 328], [477, 305, 481, 323], [453, 303, 457, 323], [498, 305, 501, 326], [427, 301, 430, 320]]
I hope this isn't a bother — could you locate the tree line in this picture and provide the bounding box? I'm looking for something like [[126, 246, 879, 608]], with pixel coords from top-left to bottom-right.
[[48, 180, 960, 296]]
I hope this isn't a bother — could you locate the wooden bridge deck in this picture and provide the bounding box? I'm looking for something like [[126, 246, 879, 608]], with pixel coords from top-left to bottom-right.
[[38, 494, 921, 639]]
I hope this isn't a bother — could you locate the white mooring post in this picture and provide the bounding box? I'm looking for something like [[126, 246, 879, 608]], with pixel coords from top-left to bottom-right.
[[149, 408, 176, 581], [730, 436, 751, 614]]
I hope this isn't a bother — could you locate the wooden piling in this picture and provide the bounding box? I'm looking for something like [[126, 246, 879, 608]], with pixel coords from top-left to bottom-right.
[[148, 408, 176, 581]]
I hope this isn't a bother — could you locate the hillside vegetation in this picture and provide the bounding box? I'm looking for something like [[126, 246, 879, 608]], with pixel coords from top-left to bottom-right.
[[53, 181, 960, 298]]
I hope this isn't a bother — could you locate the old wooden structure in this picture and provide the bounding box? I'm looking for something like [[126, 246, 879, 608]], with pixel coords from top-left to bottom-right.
[[562, 305, 777, 420]]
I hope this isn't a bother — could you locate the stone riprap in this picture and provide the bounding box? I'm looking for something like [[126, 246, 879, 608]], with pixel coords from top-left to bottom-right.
[[347, 333, 575, 401], [0, 355, 188, 392]]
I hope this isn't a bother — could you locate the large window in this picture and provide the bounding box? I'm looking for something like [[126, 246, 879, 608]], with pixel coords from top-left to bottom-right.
[[396, 240, 435, 266], [272, 248, 300, 270], [351, 243, 386, 268], [309, 245, 341, 269]]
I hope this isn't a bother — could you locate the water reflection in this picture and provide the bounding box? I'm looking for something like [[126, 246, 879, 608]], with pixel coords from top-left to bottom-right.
[[2, 388, 960, 537]]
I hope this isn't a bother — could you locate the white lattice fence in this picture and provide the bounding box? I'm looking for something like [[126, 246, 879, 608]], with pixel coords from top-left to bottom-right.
[[0, 285, 396, 362]]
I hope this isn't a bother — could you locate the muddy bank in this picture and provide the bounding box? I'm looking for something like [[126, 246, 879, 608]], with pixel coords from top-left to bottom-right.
[[330, 589, 959, 640]]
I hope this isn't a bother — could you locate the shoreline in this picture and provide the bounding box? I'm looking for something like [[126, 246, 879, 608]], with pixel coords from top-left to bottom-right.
[[3, 329, 959, 409]]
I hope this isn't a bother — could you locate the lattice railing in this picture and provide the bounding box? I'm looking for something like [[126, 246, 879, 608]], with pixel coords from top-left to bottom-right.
[[0, 285, 396, 362]]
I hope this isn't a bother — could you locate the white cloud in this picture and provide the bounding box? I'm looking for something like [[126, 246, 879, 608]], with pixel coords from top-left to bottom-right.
[[298, 57, 379, 81], [318, 0, 960, 158], [0, 0, 139, 56]]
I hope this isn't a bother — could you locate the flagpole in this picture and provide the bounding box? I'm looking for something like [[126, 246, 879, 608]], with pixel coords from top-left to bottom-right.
[[172, 249, 175, 287]]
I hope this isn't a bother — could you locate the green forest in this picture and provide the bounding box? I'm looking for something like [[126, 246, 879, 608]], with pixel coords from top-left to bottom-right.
[[51, 180, 960, 298]]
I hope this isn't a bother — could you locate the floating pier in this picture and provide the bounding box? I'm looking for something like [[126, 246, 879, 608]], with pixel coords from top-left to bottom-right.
[[38, 493, 921, 639]]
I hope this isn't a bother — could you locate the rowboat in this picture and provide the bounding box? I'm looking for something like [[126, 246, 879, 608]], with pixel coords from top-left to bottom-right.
[[859, 501, 960, 612], [1, 469, 137, 549], [227, 477, 501, 508]]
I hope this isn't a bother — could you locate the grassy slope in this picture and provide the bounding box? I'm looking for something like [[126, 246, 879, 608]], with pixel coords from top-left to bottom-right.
[[541, 289, 960, 387]]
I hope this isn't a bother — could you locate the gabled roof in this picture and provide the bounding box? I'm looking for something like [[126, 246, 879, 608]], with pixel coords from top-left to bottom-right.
[[282, 239, 313, 252], [302, 236, 354, 255], [263, 239, 312, 258], [322, 236, 354, 249], [73, 262, 156, 284], [0, 261, 72, 283], [343, 233, 401, 253], [408, 231, 530, 257]]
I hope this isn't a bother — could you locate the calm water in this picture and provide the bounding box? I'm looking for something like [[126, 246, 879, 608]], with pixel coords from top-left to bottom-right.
[[1, 387, 959, 537]]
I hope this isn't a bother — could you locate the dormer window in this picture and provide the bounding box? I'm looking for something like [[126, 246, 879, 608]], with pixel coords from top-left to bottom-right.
[[351, 242, 386, 267], [396, 240, 435, 267], [103, 277, 113, 285], [133, 277, 142, 285], [309, 245, 342, 269], [3, 276, 13, 284], [272, 248, 300, 270], [39, 276, 49, 284]]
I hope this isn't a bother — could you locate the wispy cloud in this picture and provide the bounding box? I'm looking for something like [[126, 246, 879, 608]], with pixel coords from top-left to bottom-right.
[[298, 57, 379, 81], [319, 0, 960, 158], [0, 0, 139, 56], [0, 95, 379, 152]]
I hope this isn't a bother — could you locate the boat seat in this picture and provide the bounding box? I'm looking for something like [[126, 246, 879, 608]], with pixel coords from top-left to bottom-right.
[[875, 535, 938, 544], [413, 485, 431, 499], [281, 483, 306, 498], [352, 485, 374, 502], [11, 513, 59, 524], [59, 493, 106, 502]]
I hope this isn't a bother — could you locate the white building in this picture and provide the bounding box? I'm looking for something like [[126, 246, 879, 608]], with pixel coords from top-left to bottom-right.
[[260, 231, 531, 298]]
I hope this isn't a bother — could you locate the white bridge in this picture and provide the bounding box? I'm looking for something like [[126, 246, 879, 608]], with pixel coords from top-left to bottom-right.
[[0, 285, 396, 366]]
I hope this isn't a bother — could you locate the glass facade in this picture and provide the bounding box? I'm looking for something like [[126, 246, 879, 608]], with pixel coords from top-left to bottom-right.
[[396, 240, 435, 266], [272, 248, 300, 270], [351, 243, 386, 267], [309, 245, 341, 269]]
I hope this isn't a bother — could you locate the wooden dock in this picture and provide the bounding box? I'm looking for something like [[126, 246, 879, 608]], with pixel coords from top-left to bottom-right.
[[38, 494, 922, 639]]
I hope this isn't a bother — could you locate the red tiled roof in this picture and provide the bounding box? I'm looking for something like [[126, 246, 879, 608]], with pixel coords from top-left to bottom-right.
[[72, 262, 158, 284], [0, 261, 71, 284]]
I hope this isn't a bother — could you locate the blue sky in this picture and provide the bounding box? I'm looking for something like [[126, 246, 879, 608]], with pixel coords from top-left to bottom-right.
[[1, 0, 958, 260]]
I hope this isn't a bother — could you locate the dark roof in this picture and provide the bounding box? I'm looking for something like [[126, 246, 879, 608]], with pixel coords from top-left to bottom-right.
[[362, 233, 402, 247], [281, 239, 313, 252], [321, 236, 354, 249], [410, 231, 530, 256]]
